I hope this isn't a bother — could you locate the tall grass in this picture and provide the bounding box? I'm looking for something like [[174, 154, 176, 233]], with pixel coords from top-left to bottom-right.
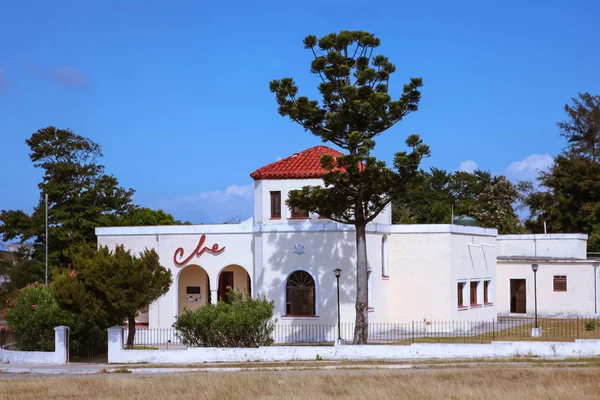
[[2, 368, 600, 399]]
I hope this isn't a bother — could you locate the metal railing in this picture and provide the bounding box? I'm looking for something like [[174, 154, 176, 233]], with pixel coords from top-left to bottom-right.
[[123, 317, 600, 347], [123, 328, 183, 349], [0, 329, 15, 350]]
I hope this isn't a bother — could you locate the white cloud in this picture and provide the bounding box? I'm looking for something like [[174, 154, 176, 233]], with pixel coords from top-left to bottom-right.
[[225, 184, 253, 197], [505, 154, 553, 181], [152, 183, 254, 223], [457, 160, 478, 173]]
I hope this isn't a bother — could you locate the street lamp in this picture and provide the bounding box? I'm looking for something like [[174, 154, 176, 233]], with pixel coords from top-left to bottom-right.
[[334, 268, 342, 345], [531, 263, 541, 337], [593, 263, 599, 315]]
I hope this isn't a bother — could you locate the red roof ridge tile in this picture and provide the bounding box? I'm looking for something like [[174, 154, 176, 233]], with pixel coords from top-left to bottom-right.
[[250, 145, 345, 180]]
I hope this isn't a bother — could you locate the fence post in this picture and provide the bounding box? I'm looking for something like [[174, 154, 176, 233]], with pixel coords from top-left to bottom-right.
[[577, 316, 580, 339], [492, 318, 495, 341], [54, 326, 70, 364], [412, 321, 415, 343], [108, 326, 124, 364]]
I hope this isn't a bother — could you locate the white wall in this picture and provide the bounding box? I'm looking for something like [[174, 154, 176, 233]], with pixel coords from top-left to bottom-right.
[[498, 234, 588, 259], [97, 225, 255, 328], [449, 232, 497, 322], [254, 178, 391, 225], [497, 261, 598, 316], [108, 327, 600, 363], [0, 326, 69, 365], [387, 225, 497, 322]]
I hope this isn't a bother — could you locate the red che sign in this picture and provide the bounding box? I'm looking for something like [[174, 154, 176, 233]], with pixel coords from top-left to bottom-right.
[[173, 234, 225, 266]]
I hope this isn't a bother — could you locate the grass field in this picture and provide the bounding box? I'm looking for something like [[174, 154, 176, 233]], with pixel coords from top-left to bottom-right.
[[2, 367, 600, 399]]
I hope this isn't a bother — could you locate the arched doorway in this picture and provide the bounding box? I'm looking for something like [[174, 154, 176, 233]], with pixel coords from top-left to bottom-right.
[[178, 264, 209, 316], [217, 265, 251, 303]]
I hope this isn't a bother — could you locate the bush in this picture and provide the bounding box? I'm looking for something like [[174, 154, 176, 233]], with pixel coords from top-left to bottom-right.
[[584, 319, 597, 332], [3, 283, 79, 351], [173, 290, 276, 347]]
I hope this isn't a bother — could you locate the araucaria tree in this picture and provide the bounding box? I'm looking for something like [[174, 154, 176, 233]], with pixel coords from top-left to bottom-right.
[[270, 31, 429, 343]]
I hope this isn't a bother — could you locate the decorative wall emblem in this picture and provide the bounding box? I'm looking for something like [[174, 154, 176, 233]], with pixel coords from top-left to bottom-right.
[[294, 244, 305, 255], [173, 234, 225, 266]]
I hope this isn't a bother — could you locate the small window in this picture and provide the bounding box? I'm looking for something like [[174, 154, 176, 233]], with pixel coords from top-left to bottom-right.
[[381, 235, 389, 278], [554, 276, 567, 292], [291, 205, 309, 219], [470, 281, 479, 306], [484, 280, 491, 304], [457, 282, 465, 308], [368, 269, 373, 310], [186, 286, 201, 295], [270, 191, 281, 219]]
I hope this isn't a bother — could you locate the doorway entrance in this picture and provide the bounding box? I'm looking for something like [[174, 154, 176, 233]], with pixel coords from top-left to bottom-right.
[[510, 279, 527, 314], [218, 271, 234, 303]]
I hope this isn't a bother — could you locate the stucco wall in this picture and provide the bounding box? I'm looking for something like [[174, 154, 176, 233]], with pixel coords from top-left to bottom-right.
[[388, 233, 452, 321], [498, 234, 588, 259], [0, 326, 69, 365], [387, 225, 497, 322], [496, 261, 598, 316], [255, 229, 359, 325], [97, 225, 254, 328], [449, 232, 497, 321], [254, 178, 391, 225]]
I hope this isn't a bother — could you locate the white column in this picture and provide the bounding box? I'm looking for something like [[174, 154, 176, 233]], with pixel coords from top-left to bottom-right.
[[210, 290, 218, 304], [53, 326, 69, 364]]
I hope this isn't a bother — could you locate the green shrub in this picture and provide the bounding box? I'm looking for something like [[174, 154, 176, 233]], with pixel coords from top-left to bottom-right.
[[584, 319, 597, 332], [3, 283, 79, 351], [173, 290, 276, 347]]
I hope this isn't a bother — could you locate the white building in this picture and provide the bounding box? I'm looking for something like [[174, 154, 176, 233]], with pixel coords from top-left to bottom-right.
[[95, 146, 599, 330]]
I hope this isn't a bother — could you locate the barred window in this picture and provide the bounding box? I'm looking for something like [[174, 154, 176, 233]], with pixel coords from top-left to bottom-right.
[[285, 271, 316, 316]]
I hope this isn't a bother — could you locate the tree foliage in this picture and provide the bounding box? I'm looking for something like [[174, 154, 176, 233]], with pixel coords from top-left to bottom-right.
[[524, 154, 600, 250], [3, 283, 80, 352], [0, 126, 182, 283], [557, 93, 600, 161], [113, 207, 187, 226], [523, 93, 600, 251], [393, 168, 523, 234], [0, 127, 134, 269], [270, 31, 429, 343], [173, 289, 275, 348], [53, 244, 172, 348]]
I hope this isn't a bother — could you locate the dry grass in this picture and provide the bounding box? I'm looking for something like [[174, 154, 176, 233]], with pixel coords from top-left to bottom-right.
[[3, 367, 600, 399]]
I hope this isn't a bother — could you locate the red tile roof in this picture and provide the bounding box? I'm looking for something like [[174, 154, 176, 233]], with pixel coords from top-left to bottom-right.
[[250, 146, 345, 180]]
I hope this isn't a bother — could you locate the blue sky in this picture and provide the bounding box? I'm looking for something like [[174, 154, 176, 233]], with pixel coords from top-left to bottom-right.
[[1, 0, 599, 224]]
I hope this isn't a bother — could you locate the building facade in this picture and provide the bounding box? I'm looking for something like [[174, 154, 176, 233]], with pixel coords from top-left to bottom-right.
[[95, 146, 599, 330]]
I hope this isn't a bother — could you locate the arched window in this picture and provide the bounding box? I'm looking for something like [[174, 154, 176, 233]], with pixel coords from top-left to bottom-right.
[[382, 235, 389, 277], [285, 271, 316, 316]]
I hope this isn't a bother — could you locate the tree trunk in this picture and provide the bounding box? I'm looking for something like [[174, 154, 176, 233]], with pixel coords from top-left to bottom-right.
[[126, 315, 136, 350], [353, 222, 369, 344]]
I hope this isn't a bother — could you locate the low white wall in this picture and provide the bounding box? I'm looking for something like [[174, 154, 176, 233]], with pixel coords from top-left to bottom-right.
[[0, 326, 69, 365], [108, 327, 600, 364], [498, 234, 588, 259]]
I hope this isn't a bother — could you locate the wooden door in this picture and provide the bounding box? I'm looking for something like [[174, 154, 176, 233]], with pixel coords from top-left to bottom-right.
[[218, 271, 234, 303], [510, 279, 526, 314]]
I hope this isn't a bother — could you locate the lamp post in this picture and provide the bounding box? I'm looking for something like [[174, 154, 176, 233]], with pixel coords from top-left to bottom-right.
[[531, 263, 541, 337], [594, 263, 599, 315], [334, 268, 342, 345]]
